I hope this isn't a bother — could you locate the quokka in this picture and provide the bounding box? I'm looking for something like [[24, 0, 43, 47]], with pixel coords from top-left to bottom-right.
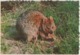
[[16, 10, 56, 43]]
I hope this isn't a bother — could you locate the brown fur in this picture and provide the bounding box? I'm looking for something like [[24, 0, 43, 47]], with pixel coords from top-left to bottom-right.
[[16, 11, 56, 43]]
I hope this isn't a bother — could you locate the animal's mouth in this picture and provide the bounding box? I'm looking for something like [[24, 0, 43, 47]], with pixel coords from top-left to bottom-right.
[[49, 31, 53, 34], [45, 29, 53, 34]]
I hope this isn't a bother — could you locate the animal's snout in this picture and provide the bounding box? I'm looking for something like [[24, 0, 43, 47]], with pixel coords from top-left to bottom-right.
[[49, 31, 53, 34]]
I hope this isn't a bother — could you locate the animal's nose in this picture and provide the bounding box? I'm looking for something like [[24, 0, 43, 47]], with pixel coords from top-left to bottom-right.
[[50, 31, 53, 34]]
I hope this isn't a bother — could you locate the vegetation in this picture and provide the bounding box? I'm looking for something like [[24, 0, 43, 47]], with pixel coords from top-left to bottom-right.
[[1, 1, 79, 54]]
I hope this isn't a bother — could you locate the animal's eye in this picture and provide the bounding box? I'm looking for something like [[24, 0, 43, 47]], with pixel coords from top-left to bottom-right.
[[47, 26, 49, 29], [52, 26, 54, 29]]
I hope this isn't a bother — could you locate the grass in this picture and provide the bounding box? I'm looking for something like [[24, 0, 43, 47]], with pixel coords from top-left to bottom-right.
[[1, 1, 79, 54]]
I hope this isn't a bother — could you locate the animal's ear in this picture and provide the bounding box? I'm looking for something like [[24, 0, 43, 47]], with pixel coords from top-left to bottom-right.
[[49, 16, 54, 22]]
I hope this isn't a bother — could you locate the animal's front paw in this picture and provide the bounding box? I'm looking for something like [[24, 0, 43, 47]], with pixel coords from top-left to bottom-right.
[[48, 34, 54, 39]]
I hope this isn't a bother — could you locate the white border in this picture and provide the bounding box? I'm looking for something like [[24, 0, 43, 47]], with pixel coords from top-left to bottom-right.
[[79, 1, 80, 54], [0, 0, 79, 1]]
